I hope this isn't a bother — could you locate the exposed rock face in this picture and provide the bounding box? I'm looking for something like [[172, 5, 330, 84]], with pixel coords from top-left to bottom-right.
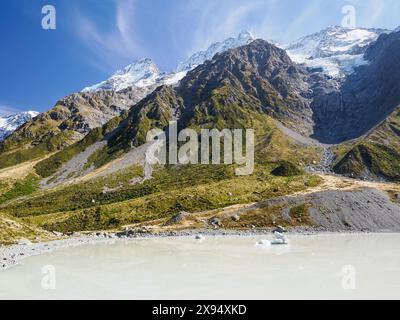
[[22, 29, 399, 152], [52, 87, 150, 132], [317, 32, 400, 180], [94, 35, 400, 184], [77, 35, 400, 181], [117, 35, 400, 148]]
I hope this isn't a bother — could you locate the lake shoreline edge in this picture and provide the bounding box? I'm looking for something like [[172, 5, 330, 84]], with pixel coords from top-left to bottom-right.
[[1, 227, 399, 271]]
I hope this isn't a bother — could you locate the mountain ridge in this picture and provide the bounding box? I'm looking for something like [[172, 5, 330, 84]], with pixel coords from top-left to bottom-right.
[[1, 26, 400, 180], [82, 31, 255, 93], [2, 26, 390, 145]]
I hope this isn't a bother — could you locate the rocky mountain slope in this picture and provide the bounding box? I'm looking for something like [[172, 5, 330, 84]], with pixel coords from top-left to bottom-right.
[[32, 39, 323, 185], [0, 87, 146, 169], [2, 26, 393, 149], [0, 111, 39, 141]]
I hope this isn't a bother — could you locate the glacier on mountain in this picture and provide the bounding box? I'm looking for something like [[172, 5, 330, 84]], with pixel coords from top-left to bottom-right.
[[285, 26, 389, 77]]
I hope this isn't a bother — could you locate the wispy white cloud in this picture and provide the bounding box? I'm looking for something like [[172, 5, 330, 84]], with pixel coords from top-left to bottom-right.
[[116, 0, 136, 47], [360, 0, 386, 27], [182, 0, 275, 55], [74, 0, 144, 72], [349, 0, 400, 28], [282, 0, 323, 43], [0, 104, 20, 116], [71, 0, 400, 74]]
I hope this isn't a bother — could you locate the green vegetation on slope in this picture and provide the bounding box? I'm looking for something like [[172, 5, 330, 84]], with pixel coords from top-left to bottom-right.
[[0, 212, 53, 245], [1, 163, 321, 233], [0, 174, 39, 205], [109, 86, 181, 150], [0, 129, 78, 170], [220, 203, 313, 230], [271, 161, 304, 177], [333, 107, 400, 181], [334, 143, 400, 181], [34, 113, 127, 178]]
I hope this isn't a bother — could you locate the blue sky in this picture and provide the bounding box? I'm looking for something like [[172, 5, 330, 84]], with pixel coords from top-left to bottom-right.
[[1, 0, 399, 114]]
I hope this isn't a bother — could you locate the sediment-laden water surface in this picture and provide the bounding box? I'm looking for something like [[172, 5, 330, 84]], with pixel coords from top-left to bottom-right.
[[1, 234, 400, 299]]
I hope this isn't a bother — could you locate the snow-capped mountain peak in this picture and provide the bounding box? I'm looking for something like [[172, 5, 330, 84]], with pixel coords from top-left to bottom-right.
[[285, 25, 390, 77], [82, 58, 160, 92], [82, 31, 255, 93], [176, 30, 255, 72], [0, 111, 39, 141], [115, 58, 159, 80], [238, 30, 254, 42]]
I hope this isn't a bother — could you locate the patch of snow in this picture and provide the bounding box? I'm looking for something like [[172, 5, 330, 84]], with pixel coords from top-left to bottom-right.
[[82, 58, 160, 92], [176, 30, 255, 72], [161, 71, 187, 86]]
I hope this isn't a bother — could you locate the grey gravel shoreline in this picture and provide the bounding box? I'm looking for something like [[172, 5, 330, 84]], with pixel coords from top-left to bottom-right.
[[0, 227, 397, 271]]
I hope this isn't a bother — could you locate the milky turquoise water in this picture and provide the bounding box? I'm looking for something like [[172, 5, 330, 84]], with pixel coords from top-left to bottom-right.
[[1, 234, 399, 299]]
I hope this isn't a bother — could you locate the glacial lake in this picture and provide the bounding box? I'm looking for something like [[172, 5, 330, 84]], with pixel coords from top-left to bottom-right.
[[1, 234, 400, 300]]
